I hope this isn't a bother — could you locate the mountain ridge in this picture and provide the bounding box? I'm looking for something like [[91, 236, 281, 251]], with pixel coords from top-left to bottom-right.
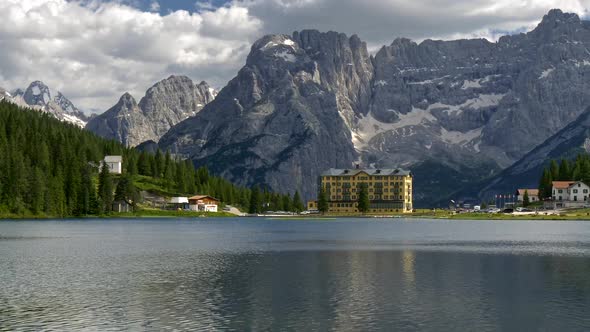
[[158, 9, 590, 204], [85, 75, 217, 146]]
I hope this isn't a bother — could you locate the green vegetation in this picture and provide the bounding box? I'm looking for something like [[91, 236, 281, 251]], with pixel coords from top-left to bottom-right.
[[523, 190, 530, 207], [357, 184, 369, 213], [0, 101, 299, 218], [317, 187, 328, 214]]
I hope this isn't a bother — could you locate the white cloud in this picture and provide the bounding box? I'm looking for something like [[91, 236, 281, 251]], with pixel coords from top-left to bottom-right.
[[149, 1, 160, 12], [0, 0, 588, 112], [0, 0, 262, 110]]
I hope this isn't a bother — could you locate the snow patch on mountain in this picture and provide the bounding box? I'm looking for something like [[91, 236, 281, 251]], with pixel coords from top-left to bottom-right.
[[539, 68, 554, 79], [427, 93, 506, 116]]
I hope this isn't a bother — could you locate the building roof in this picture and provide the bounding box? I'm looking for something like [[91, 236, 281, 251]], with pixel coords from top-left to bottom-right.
[[104, 155, 122, 163], [321, 168, 411, 177], [552, 181, 575, 189], [170, 197, 188, 204], [188, 195, 220, 202], [516, 189, 539, 196]]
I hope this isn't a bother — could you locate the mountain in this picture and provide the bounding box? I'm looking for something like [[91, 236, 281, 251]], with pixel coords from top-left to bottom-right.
[[86, 75, 217, 146], [461, 106, 590, 202], [158, 9, 590, 204], [0, 81, 88, 127]]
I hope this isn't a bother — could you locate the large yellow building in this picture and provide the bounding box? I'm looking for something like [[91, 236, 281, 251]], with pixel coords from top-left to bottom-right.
[[319, 168, 413, 213]]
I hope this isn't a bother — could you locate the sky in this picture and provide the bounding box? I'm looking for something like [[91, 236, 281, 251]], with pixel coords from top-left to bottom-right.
[[0, 0, 589, 113]]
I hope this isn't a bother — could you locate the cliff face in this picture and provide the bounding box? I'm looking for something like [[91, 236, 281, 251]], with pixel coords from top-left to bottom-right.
[[158, 10, 590, 204], [86, 76, 217, 146], [158, 31, 372, 198]]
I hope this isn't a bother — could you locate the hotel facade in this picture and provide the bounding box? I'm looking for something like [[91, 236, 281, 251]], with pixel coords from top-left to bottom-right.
[[318, 168, 413, 213]]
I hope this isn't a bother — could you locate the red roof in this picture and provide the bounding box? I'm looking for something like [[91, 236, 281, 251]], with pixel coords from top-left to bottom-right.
[[188, 195, 220, 202], [517, 189, 539, 196], [552, 181, 575, 189]]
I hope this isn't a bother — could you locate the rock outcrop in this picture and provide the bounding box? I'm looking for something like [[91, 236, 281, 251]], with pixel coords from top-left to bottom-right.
[[86, 75, 217, 146]]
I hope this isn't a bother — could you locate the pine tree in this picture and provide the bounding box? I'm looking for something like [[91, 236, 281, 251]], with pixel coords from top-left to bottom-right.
[[523, 190, 530, 207], [550, 160, 560, 181], [97, 162, 114, 214], [282, 194, 292, 212], [249, 186, 261, 214], [357, 184, 369, 213], [539, 168, 552, 200], [581, 159, 590, 184], [318, 187, 328, 214], [558, 159, 571, 180], [292, 191, 304, 213]]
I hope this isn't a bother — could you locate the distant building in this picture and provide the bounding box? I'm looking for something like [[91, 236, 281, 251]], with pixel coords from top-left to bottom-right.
[[104, 155, 122, 174], [169, 197, 189, 210], [112, 200, 132, 213], [307, 200, 318, 211], [515, 189, 539, 203], [548, 181, 590, 209], [319, 167, 413, 213], [188, 195, 220, 212]]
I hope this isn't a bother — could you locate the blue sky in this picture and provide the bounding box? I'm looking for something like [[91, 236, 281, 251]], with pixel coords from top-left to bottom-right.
[[2, 0, 589, 111], [115, 0, 231, 13]]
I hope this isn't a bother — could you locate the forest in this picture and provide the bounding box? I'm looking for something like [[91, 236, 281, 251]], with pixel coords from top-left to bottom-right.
[[0, 101, 303, 217]]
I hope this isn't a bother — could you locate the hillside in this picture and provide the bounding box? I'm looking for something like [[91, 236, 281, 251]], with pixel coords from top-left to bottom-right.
[[0, 101, 273, 217]]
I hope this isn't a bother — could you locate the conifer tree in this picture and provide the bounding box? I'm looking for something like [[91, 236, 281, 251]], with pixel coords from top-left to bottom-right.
[[293, 191, 304, 213], [318, 187, 328, 214], [249, 186, 261, 214], [282, 194, 292, 212], [98, 162, 114, 214], [550, 160, 560, 181], [558, 159, 571, 180], [357, 184, 370, 213]]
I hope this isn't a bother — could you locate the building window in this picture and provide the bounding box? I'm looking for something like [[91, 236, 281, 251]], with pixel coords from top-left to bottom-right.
[[574, 189, 579, 194], [558, 190, 563, 194], [584, 189, 589, 194], [574, 196, 578, 201]]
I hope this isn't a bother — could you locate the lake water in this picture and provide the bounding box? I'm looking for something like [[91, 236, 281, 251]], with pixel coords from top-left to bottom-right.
[[1, 218, 590, 331]]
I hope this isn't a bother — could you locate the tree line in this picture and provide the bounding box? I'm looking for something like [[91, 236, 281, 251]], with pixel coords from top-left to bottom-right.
[[0, 101, 302, 217], [538, 154, 590, 199]]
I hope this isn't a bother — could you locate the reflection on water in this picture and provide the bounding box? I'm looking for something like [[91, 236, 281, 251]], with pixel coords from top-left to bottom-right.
[[1, 218, 590, 330]]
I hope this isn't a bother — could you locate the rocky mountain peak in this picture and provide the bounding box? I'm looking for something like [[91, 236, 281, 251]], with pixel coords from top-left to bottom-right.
[[539, 9, 580, 26], [23, 80, 52, 106], [530, 8, 584, 41], [118, 92, 138, 108], [87, 76, 216, 146], [3, 81, 87, 127]]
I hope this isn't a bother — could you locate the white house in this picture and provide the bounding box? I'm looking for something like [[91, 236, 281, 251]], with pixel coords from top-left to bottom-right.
[[515, 189, 539, 203], [169, 197, 189, 210], [104, 155, 122, 174], [550, 181, 590, 208], [188, 195, 219, 212]]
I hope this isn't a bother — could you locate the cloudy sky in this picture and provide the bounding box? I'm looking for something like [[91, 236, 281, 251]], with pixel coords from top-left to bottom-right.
[[0, 0, 588, 112]]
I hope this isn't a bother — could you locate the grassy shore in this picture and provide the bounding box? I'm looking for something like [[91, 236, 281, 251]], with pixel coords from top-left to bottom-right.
[[0, 209, 235, 220]]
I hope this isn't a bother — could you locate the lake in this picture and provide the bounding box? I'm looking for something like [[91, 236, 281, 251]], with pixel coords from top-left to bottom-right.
[[1, 218, 590, 331]]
